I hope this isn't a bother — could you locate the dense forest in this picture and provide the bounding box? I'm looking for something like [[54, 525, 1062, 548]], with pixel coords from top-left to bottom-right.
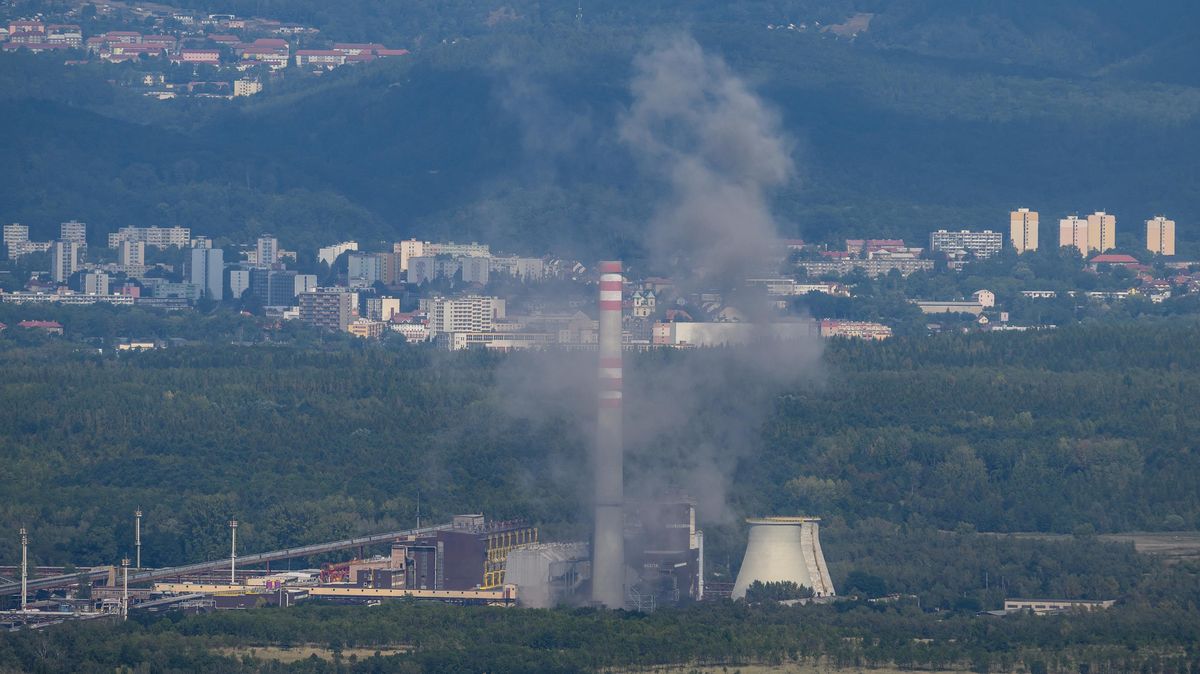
[[4, 593, 1200, 672], [1, 1, 1198, 257]]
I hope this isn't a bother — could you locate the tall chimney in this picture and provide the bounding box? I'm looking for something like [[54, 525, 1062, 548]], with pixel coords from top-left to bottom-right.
[[593, 260, 625, 608]]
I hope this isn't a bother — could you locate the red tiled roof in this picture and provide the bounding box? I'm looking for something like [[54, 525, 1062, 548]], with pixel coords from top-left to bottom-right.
[[18, 320, 62, 329], [1090, 254, 1139, 264]]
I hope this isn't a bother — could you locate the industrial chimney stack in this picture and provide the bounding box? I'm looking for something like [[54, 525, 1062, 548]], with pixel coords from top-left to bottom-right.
[[593, 261, 625, 608]]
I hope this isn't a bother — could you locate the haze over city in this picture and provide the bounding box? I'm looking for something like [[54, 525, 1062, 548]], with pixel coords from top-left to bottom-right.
[[1, 1, 1199, 672]]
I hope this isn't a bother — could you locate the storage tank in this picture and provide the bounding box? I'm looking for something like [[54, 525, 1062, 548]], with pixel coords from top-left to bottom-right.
[[731, 517, 835, 600]]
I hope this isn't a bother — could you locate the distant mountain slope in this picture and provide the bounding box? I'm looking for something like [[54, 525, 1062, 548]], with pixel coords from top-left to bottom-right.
[[1, 4, 1198, 255]]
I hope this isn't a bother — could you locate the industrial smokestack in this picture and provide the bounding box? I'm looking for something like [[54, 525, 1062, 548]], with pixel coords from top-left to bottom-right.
[[593, 260, 625, 608]]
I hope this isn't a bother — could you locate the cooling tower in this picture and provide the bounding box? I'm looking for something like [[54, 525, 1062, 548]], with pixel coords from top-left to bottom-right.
[[731, 517, 835, 600], [592, 261, 625, 608]]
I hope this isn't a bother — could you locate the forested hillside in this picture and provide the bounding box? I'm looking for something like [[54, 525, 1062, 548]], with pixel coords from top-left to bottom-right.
[[2, 320, 1199, 610], [1, 1, 1198, 255]]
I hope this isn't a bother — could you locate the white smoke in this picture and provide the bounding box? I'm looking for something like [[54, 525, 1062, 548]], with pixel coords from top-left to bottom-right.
[[620, 34, 795, 285]]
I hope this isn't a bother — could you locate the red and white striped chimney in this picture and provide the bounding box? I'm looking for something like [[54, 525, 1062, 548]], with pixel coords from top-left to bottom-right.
[[593, 260, 625, 608]]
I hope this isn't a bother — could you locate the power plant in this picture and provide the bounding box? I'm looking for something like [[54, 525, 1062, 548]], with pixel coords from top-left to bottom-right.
[[593, 260, 625, 608], [731, 517, 835, 600]]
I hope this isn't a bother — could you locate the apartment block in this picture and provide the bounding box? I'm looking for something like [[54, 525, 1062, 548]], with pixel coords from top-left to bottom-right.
[[119, 240, 146, 267], [425, 296, 506, 336], [51, 240, 81, 283], [83, 271, 109, 295], [1087, 211, 1116, 253], [59, 220, 86, 245], [1010, 208, 1039, 253], [929, 229, 1003, 258], [1059, 216, 1089, 256], [318, 241, 358, 266], [108, 226, 191, 249], [188, 248, 225, 299], [1146, 216, 1175, 256], [256, 235, 279, 268], [298, 290, 354, 332]]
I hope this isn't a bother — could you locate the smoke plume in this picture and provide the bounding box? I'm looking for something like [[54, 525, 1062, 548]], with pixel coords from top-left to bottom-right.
[[620, 34, 794, 286], [498, 34, 821, 537]]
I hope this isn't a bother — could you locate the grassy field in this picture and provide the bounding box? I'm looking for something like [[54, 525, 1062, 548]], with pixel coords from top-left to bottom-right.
[[989, 531, 1200, 564], [219, 645, 408, 663], [616, 665, 964, 674]]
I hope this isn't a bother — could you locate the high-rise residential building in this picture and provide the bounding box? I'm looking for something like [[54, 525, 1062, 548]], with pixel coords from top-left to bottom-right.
[[119, 240, 146, 267], [348, 252, 384, 284], [929, 229, 1004, 259], [395, 238, 426, 271], [1059, 215, 1089, 256], [4, 224, 31, 259], [318, 241, 358, 266], [3, 223, 29, 246], [107, 226, 191, 249], [1146, 216, 1176, 256], [188, 247, 225, 299], [255, 235, 279, 268], [1087, 211, 1116, 253], [59, 220, 86, 245], [191, 236, 213, 249], [1010, 208, 1039, 253], [229, 269, 251, 300], [83, 271, 109, 295], [298, 290, 354, 332], [249, 268, 298, 307], [425, 296, 506, 336], [51, 240, 81, 283]]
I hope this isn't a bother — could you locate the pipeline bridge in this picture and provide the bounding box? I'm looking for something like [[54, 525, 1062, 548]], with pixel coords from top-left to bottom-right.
[[0, 523, 451, 597]]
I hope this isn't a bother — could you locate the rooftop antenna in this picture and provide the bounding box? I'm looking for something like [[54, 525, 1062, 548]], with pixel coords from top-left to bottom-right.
[[134, 508, 142, 569], [228, 520, 238, 584], [19, 528, 28, 612]]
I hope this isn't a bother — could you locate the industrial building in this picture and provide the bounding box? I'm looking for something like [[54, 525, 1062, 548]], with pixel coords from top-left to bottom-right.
[[731, 517, 835, 600], [391, 514, 537, 591], [504, 543, 590, 609], [624, 496, 705, 611], [652, 320, 818, 347]]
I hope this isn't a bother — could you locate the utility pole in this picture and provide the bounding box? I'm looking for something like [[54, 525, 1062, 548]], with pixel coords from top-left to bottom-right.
[[229, 520, 238, 584], [19, 528, 28, 612], [415, 491, 421, 529], [135, 508, 142, 569], [121, 557, 130, 620]]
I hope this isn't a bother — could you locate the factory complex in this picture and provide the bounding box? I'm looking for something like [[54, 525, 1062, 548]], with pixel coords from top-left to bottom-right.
[[2, 258, 839, 628]]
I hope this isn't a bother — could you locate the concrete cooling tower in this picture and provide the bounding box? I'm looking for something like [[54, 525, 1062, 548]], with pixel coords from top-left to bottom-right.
[[731, 517, 835, 600]]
